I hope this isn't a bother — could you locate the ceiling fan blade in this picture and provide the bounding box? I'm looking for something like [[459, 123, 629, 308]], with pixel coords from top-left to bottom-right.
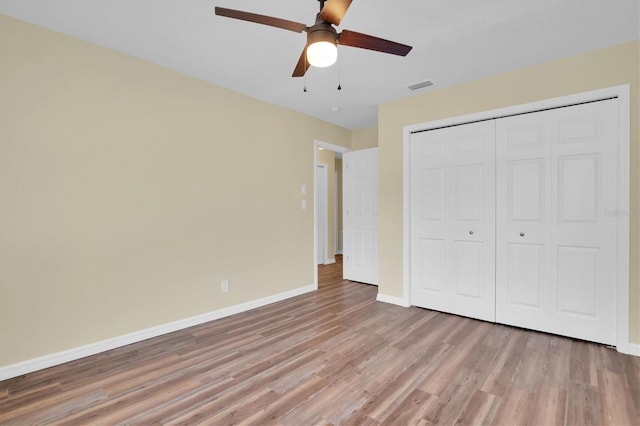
[[215, 7, 307, 33], [338, 29, 412, 56], [292, 47, 311, 77], [318, 0, 353, 26]]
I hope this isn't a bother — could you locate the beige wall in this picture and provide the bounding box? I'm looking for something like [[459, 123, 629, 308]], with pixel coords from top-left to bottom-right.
[[0, 15, 351, 367], [317, 149, 336, 261], [378, 40, 640, 344], [351, 126, 378, 150]]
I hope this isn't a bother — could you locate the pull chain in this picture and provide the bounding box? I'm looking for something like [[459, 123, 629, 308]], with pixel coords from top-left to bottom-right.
[[337, 49, 342, 90], [303, 49, 308, 92]]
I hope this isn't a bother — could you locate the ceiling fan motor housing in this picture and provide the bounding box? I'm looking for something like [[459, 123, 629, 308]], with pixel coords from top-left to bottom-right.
[[307, 23, 337, 46]]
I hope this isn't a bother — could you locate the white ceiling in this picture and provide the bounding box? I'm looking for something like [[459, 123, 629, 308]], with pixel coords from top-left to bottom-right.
[[1, 1, 638, 129]]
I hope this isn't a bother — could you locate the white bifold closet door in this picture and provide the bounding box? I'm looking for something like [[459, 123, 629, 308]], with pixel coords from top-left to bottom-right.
[[409, 98, 619, 345], [410, 121, 496, 322], [496, 100, 618, 345]]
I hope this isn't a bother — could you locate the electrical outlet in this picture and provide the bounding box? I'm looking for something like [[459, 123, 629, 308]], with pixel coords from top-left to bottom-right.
[[221, 280, 229, 293]]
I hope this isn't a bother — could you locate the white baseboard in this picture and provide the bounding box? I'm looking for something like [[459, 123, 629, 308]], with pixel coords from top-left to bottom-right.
[[324, 258, 336, 265], [628, 343, 640, 357], [0, 284, 316, 381], [376, 292, 410, 308], [335, 250, 343, 255]]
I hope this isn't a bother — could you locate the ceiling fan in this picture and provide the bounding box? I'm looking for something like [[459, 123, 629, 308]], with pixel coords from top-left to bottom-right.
[[215, 0, 413, 77]]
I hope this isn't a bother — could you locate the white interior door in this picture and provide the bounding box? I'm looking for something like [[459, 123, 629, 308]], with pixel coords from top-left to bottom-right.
[[410, 121, 496, 322], [496, 99, 618, 345], [343, 148, 378, 285], [316, 164, 327, 265]]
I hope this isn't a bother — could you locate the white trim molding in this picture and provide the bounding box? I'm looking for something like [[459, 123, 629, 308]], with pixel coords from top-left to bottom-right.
[[402, 85, 632, 355], [0, 284, 316, 381], [376, 292, 411, 307]]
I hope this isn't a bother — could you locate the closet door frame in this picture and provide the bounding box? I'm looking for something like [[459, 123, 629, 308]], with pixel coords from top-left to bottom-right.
[[402, 85, 631, 354]]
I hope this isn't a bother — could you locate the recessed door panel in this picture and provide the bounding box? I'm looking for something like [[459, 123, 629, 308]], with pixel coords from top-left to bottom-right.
[[509, 159, 544, 222], [558, 116, 599, 144], [558, 154, 599, 223], [454, 164, 483, 221], [507, 124, 545, 150], [453, 240, 483, 298], [418, 238, 445, 292], [420, 138, 446, 158], [419, 168, 445, 221], [507, 243, 543, 308], [454, 133, 485, 153], [557, 246, 598, 317], [354, 176, 370, 217]]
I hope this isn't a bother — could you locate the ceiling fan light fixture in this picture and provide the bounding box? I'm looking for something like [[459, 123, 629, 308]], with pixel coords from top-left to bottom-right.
[[307, 41, 337, 67], [306, 26, 337, 68]]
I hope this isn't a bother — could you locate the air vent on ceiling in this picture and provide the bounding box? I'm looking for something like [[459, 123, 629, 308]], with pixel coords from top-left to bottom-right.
[[407, 79, 434, 91]]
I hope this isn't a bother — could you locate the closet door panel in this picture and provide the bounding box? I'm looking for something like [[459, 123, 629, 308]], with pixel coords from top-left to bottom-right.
[[410, 135, 448, 311], [497, 100, 618, 345], [551, 101, 618, 343], [448, 124, 495, 321], [496, 111, 553, 330], [411, 121, 495, 322]]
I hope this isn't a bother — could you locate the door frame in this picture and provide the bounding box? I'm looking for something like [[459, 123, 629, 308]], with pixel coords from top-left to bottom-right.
[[313, 140, 351, 289], [316, 164, 328, 266], [335, 169, 341, 255], [402, 85, 631, 354]]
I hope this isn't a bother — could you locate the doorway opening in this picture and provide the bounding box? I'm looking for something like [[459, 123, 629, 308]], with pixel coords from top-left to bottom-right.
[[314, 140, 350, 289]]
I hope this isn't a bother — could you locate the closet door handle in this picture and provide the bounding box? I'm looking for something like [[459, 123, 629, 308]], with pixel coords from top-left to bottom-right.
[[520, 232, 525, 237], [469, 230, 474, 235]]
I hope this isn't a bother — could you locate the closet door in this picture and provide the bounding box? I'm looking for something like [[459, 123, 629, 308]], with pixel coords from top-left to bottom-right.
[[410, 121, 495, 322], [496, 100, 618, 345]]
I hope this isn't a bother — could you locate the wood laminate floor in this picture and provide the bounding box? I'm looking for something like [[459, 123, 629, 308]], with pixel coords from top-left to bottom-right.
[[1, 256, 639, 425]]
